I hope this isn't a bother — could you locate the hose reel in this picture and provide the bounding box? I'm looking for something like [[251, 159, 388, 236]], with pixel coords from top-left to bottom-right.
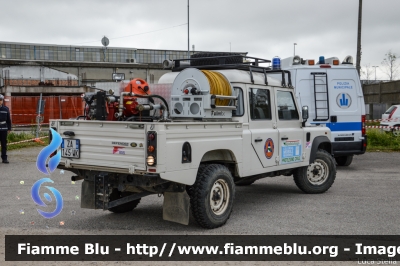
[[201, 70, 232, 106], [170, 68, 237, 119]]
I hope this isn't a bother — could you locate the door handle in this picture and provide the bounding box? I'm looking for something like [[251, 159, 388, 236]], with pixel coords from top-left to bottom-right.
[[254, 138, 263, 142], [281, 137, 288, 140]]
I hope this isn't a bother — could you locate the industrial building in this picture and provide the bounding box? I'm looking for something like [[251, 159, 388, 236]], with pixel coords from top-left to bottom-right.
[[0, 41, 238, 124]]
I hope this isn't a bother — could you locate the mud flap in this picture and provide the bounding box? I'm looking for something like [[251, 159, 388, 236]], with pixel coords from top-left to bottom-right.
[[163, 191, 190, 225], [81, 180, 95, 209]]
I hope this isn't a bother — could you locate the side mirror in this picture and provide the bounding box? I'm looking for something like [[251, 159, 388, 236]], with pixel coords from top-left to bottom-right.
[[302, 106, 309, 120]]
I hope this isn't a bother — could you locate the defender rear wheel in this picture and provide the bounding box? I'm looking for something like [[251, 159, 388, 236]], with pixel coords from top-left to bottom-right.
[[335, 155, 353, 166], [294, 149, 336, 194], [190, 164, 235, 229], [108, 190, 141, 213]]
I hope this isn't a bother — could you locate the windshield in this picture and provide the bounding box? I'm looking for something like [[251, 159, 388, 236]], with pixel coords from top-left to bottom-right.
[[384, 106, 397, 114]]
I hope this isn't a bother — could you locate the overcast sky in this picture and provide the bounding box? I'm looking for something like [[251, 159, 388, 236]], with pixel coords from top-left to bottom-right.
[[1, 0, 399, 79]]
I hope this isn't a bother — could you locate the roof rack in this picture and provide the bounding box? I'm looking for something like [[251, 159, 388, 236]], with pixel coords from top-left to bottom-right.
[[170, 55, 292, 88]]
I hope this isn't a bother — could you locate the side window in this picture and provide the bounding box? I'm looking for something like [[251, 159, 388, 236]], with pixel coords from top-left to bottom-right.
[[276, 91, 299, 120], [249, 88, 271, 120], [232, 87, 244, 117]]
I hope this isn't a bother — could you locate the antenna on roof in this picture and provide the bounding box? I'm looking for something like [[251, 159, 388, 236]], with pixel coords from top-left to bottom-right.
[[101, 36, 109, 62]]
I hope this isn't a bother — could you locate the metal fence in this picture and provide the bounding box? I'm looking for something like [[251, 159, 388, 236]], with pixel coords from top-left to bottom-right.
[[9, 96, 84, 125], [3, 78, 79, 87]]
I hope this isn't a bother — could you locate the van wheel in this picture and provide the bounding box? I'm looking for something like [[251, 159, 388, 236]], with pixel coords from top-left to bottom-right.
[[190, 164, 235, 229], [108, 190, 141, 213], [294, 149, 336, 194], [392, 125, 400, 136], [335, 155, 353, 166]]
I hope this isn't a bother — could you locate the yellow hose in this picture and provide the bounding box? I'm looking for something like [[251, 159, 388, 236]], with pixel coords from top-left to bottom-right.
[[201, 70, 231, 106]]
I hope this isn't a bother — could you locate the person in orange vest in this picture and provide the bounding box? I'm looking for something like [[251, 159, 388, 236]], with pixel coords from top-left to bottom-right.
[[0, 94, 11, 163]]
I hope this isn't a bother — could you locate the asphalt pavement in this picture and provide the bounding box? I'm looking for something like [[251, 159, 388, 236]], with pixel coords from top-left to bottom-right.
[[1, 147, 399, 266]]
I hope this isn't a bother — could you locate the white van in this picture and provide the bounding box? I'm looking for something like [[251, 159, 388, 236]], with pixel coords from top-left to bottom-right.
[[277, 55, 367, 166]]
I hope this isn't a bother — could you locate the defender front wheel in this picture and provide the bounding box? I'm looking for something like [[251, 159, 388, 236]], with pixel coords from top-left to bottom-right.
[[190, 164, 235, 229], [294, 149, 336, 194]]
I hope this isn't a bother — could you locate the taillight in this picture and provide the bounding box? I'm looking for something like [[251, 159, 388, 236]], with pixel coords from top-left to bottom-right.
[[361, 115, 366, 136], [389, 107, 397, 120], [147, 131, 157, 167], [148, 133, 155, 141], [147, 146, 155, 153]]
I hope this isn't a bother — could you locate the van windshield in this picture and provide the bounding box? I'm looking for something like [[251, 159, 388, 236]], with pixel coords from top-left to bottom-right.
[[385, 106, 397, 114]]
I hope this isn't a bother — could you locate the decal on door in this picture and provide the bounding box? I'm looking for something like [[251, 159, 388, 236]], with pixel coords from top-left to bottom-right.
[[264, 138, 274, 159], [281, 140, 302, 164], [336, 93, 352, 109], [333, 81, 353, 89]]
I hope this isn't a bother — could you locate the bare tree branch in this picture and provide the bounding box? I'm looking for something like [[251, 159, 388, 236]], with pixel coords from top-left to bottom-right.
[[361, 64, 374, 84], [381, 51, 399, 81]]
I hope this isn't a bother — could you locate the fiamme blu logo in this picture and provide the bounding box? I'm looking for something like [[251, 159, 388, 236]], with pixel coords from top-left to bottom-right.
[[31, 128, 64, 219]]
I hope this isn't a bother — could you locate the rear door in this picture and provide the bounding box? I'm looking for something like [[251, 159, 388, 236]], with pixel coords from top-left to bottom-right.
[[328, 68, 363, 145], [248, 86, 279, 168], [274, 89, 305, 166]]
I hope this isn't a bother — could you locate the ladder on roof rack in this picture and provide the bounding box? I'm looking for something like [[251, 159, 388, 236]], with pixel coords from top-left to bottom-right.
[[311, 72, 330, 121]]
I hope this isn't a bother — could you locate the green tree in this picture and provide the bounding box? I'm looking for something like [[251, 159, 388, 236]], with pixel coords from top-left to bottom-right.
[[381, 51, 399, 81]]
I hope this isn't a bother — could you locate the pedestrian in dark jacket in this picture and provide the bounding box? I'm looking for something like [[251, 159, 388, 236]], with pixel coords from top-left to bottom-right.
[[0, 94, 11, 163]]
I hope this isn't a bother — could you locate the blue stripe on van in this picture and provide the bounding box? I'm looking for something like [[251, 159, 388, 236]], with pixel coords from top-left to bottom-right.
[[311, 122, 362, 131]]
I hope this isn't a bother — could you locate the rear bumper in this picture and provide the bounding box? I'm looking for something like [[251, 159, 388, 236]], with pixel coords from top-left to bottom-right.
[[332, 135, 367, 156]]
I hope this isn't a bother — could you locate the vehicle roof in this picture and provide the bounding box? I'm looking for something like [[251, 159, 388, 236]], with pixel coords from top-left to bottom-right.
[[282, 64, 356, 70], [158, 68, 283, 87]]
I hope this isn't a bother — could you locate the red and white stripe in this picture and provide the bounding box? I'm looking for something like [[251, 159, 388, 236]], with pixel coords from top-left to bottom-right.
[[13, 123, 49, 128], [366, 126, 400, 130], [8, 136, 48, 145], [366, 118, 400, 123]]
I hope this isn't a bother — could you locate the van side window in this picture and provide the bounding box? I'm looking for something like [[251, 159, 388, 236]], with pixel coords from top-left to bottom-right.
[[276, 91, 299, 120], [232, 87, 244, 117], [249, 88, 271, 120]]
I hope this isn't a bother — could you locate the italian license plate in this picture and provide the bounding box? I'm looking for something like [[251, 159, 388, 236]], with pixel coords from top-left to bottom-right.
[[61, 139, 80, 158]]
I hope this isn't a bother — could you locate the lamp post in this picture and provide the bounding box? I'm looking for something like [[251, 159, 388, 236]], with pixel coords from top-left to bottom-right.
[[372, 66, 378, 81], [294, 43, 297, 57]]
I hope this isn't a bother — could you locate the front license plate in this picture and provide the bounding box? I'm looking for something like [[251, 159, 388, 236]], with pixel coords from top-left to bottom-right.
[[61, 139, 80, 158]]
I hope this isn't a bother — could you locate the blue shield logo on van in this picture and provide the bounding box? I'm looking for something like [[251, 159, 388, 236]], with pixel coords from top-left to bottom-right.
[[336, 93, 352, 109]]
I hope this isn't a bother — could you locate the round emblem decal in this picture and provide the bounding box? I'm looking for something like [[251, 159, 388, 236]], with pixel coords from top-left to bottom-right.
[[336, 93, 352, 109], [264, 138, 274, 159]]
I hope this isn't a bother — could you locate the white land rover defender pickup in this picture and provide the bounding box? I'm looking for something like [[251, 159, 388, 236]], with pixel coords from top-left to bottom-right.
[[50, 54, 336, 229]]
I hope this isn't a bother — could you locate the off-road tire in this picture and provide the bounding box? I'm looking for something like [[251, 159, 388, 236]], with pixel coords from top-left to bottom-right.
[[108, 190, 141, 213], [335, 155, 353, 166], [190, 53, 243, 66], [294, 149, 336, 194], [190, 164, 235, 229]]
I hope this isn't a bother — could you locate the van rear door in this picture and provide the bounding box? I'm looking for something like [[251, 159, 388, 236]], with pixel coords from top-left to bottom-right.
[[327, 68, 364, 155]]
